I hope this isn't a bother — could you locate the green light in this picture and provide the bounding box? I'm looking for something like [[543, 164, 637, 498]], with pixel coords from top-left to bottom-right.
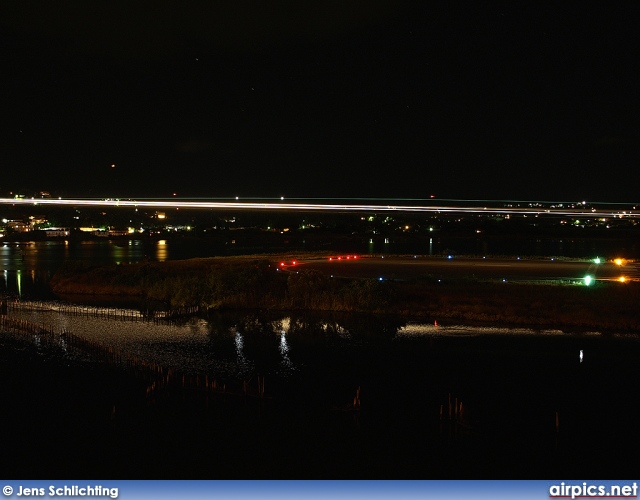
[[593, 257, 601, 264], [584, 275, 593, 286]]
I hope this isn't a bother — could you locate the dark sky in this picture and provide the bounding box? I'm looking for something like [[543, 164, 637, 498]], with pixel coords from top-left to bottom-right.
[[1, 1, 639, 202]]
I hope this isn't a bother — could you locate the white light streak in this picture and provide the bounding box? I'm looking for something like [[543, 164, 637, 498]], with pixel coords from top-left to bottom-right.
[[0, 197, 636, 217]]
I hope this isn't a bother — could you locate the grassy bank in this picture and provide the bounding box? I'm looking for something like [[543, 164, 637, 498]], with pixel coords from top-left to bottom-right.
[[48, 256, 640, 332]]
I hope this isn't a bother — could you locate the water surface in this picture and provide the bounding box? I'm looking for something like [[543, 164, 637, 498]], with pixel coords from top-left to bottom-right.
[[5, 306, 639, 477]]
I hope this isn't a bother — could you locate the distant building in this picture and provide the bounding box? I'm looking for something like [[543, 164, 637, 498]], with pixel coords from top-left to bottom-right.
[[107, 229, 130, 237], [43, 228, 70, 237], [5, 220, 30, 232], [95, 229, 131, 237], [29, 215, 48, 228]]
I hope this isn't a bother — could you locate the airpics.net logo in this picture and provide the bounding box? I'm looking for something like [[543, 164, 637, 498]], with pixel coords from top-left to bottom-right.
[[550, 482, 638, 499]]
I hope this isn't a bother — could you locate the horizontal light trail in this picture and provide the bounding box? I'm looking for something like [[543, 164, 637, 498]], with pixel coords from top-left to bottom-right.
[[0, 197, 636, 217]]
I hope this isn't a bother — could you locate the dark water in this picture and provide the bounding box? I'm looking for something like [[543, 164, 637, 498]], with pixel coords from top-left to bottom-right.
[[370, 235, 639, 260], [3, 308, 640, 478], [2, 238, 639, 478], [1, 236, 637, 299], [0, 238, 231, 298]]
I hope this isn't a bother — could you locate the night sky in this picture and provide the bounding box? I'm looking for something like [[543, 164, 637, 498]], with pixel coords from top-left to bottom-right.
[[1, 2, 639, 202]]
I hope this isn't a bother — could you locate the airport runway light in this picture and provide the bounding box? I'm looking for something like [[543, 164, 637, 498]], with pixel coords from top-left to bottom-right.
[[593, 257, 601, 264], [614, 258, 623, 266], [584, 275, 593, 286]]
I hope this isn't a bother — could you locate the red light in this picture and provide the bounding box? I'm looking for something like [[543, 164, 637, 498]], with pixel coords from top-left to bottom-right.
[[292, 261, 296, 265], [329, 257, 333, 261], [338, 257, 342, 260], [353, 255, 357, 259], [346, 256, 350, 259], [280, 262, 285, 267]]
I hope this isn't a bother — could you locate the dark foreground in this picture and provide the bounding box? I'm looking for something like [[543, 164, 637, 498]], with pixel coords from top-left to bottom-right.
[[2, 326, 640, 479]]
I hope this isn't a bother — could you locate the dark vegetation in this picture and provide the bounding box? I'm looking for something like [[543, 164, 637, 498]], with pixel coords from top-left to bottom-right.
[[49, 256, 640, 332]]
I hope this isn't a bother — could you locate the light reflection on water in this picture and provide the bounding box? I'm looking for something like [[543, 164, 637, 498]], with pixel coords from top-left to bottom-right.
[[3, 308, 392, 382], [233, 330, 253, 378], [156, 239, 168, 261], [6, 306, 640, 476], [397, 322, 568, 337], [8, 309, 304, 381], [278, 332, 294, 374], [7, 307, 628, 383]]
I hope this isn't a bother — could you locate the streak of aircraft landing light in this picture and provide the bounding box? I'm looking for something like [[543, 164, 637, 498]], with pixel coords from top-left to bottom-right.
[[0, 198, 635, 217]]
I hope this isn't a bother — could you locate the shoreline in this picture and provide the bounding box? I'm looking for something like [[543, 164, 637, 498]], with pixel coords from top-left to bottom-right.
[[38, 254, 640, 333]]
